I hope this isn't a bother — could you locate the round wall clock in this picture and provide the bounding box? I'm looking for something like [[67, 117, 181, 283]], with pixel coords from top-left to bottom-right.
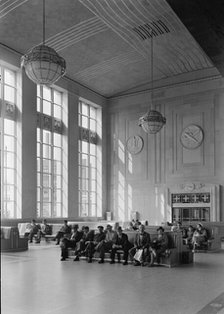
[[180, 125, 204, 150], [126, 135, 144, 155]]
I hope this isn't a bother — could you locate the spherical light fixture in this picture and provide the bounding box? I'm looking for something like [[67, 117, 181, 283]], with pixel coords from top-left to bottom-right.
[[21, 44, 66, 86], [139, 109, 166, 134], [21, 0, 66, 86], [139, 31, 166, 134]]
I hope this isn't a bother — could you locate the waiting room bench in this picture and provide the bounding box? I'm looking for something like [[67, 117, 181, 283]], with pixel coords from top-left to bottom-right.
[[1, 226, 28, 252], [67, 230, 193, 267]]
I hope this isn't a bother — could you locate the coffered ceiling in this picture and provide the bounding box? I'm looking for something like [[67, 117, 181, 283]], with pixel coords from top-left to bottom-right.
[[0, 0, 222, 98]]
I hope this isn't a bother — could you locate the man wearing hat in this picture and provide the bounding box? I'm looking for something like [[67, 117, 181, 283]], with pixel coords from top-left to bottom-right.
[[85, 225, 106, 263], [151, 226, 168, 264], [110, 226, 133, 265], [60, 224, 83, 261]]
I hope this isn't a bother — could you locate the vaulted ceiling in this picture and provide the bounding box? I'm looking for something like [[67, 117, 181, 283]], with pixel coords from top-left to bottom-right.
[[0, 0, 222, 98]]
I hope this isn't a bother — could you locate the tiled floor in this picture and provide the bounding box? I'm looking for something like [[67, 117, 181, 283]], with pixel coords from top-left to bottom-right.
[[1, 244, 224, 314]]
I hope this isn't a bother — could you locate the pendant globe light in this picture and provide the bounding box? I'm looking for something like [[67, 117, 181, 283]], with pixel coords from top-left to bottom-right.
[[21, 0, 66, 86], [139, 31, 166, 134]]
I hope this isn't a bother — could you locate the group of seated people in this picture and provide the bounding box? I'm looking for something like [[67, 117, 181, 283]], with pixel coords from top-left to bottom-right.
[[57, 221, 169, 266], [25, 219, 52, 243], [171, 221, 209, 250]]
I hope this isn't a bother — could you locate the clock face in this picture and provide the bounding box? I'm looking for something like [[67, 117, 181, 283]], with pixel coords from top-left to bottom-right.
[[180, 125, 204, 150], [126, 135, 144, 155]]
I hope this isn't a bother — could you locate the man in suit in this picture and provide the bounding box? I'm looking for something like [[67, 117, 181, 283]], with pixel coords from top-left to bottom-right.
[[98, 224, 117, 264], [73, 226, 95, 261], [35, 219, 51, 243], [110, 226, 133, 265], [60, 224, 83, 261], [151, 226, 168, 264], [129, 224, 151, 266], [28, 219, 40, 243], [85, 225, 106, 263], [55, 220, 71, 245]]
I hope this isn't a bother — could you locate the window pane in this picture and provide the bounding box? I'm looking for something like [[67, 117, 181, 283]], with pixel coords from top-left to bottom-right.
[[4, 85, 15, 103], [81, 153, 88, 166], [4, 69, 15, 86], [53, 161, 61, 175], [43, 159, 51, 173], [90, 119, 96, 132], [82, 103, 88, 115], [4, 135, 14, 151], [90, 167, 96, 180], [43, 100, 51, 115], [43, 144, 51, 158], [54, 175, 62, 189], [81, 179, 88, 190], [90, 203, 96, 216], [43, 86, 51, 100], [53, 189, 61, 203], [54, 133, 61, 147], [54, 90, 61, 104], [90, 106, 96, 119], [37, 97, 41, 112], [4, 152, 14, 168], [37, 173, 41, 187], [43, 202, 51, 217], [53, 203, 61, 217], [54, 104, 61, 119], [90, 156, 96, 168], [80, 166, 88, 180], [37, 187, 41, 201], [82, 141, 88, 154], [4, 168, 14, 184], [43, 188, 51, 202], [90, 143, 96, 155], [4, 119, 15, 135], [37, 128, 41, 142], [54, 147, 61, 161], [43, 174, 51, 187], [82, 116, 88, 128], [43, 130, 51, 144], [90, 180, 96, 192], [3, 202, 14, 218], [4, 185, 14, 201]]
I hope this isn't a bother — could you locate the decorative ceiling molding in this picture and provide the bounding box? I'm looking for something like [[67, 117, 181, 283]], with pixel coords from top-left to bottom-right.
[[75, 50, 144, 81], [0, 0, 29, 19], [45, 17, 108, 52]]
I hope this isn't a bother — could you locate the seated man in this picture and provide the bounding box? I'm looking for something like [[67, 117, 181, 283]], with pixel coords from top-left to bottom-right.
[[60, 224, 83, 261], [129, 224, 151, 266], [73, 226, 95, 261], [151, 226, 168, 264], [192, 223, 208, 250], [28, 219, 40, 243], [55, 220, 71, 245], [110, 226, 133, 265], [85, 226, 106, 263], [183, 225, 195, 249], [35, 219, 51, 243], [98, 224, 117, 264]]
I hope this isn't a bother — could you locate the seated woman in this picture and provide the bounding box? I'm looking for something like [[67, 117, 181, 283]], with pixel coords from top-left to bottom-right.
[[192, 223, 208, 250], [151, 226, 168, 264]]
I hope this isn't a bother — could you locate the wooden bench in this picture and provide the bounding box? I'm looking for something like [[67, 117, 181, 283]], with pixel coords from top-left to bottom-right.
[[1, 226, 28, 252]]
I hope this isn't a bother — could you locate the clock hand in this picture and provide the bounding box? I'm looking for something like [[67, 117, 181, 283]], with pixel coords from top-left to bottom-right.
[[184, 132, 198, 143]]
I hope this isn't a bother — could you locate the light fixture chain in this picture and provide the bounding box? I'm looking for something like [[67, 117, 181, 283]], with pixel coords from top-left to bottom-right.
[[43, 0, 45, 44], [151, 30, 153, 110]]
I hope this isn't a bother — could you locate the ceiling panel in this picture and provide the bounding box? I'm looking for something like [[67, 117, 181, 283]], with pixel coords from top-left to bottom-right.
[[0, 0, 219, 97]]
